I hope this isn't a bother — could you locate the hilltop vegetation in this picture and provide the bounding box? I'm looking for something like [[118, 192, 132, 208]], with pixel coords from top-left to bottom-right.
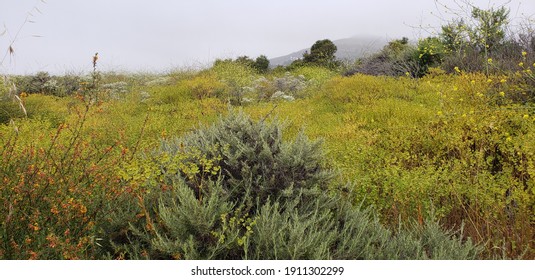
[[1, 4, 534, 259]]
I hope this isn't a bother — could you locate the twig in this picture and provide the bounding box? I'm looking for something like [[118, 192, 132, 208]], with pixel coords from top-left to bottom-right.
[[260, 104, 279, 123]]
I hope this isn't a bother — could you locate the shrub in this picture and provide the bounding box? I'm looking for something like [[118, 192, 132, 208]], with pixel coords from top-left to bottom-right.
[[117, 166, 482, 260], [441, 47, 486, 73], [126, 178, 483, 260], [14, 72, 82, 97], [485, 45, 535, 103], [158, 110, 332, 208], [149, 84, 191, 105], [0, 96, 25, 124], [211, 60, 257, 104], [417, 37, 446, 70], [0, 112, 134, 259], [248, 195, 482, 260], [0, 76, 27, 124], [183, 74, 227, 100], [250, 73, 307, 101], [16, 72, 51, 94], [352, 37, 428, 78], [102, 81, 129, 100], [23, 94, 69, 126]]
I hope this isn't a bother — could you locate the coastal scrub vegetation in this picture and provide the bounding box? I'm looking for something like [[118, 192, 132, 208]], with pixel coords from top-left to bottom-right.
[[1, 2, 534, 259]]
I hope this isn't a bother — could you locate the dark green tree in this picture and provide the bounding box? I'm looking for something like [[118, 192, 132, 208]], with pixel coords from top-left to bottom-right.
[[302, 39, 340, 69], [253, 55, 270, 73]]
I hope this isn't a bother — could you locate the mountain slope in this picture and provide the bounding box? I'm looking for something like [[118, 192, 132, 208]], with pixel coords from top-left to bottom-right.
[[269, 35, 388, 66]]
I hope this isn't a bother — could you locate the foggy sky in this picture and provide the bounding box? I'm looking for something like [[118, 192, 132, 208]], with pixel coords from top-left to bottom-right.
[[1, 0, 534, 75]]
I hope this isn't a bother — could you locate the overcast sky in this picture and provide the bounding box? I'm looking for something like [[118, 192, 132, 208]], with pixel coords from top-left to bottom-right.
[[1, 0, 534, 75]]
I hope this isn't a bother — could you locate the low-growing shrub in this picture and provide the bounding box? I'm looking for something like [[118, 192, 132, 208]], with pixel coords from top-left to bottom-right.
[[316, 73, 535, 258], [0, 96, 25, 124], [211, 60, 257, 104], [119, 178, 482, 260], [250, 73, 307, 101], [23, 94, 69, 126], [14, 72, 82, 97], [351, 37, 429, 78], [1, 77, 26, 124], [158, 110, 332, 208], [184, 74, 228, 100]]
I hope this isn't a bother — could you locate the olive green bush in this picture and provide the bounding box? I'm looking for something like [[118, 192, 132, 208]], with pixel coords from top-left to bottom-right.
[[159, 110, 332, 209]]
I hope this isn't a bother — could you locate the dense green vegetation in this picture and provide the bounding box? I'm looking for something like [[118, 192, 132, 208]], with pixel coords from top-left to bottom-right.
[[1, 4, 534, 259]]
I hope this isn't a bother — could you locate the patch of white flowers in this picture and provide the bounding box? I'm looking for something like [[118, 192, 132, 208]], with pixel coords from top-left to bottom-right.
[[145, 76, 171, 87], [243, 72, 311, 102], [102, 81, 129, 100]]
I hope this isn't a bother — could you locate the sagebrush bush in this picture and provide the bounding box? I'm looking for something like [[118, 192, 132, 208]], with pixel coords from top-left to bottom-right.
[[249, 194, 482, 260], [116, 166, 482, 260], [158, 110, 332, 208]]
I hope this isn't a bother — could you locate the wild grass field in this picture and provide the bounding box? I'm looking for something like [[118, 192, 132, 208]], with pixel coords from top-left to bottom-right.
[[1, 5, 535, 260], [2, 60, 534, 259]]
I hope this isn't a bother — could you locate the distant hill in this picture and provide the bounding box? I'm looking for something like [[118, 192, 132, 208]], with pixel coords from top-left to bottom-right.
[[269, 35, 388, 67]]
